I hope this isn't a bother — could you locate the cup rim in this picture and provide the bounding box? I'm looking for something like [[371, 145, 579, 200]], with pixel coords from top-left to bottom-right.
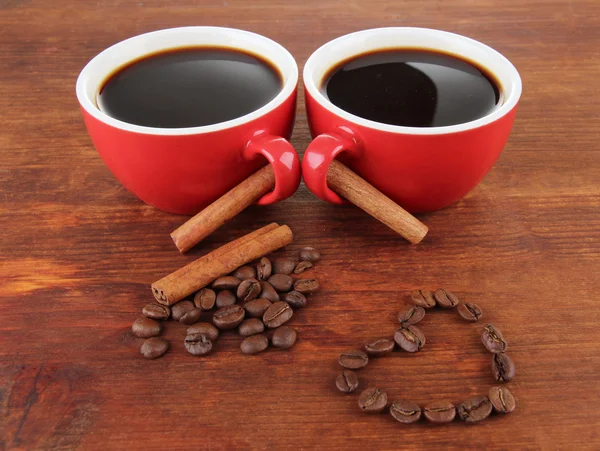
[[76, 26, 298, 136], [303, 27, 522, 136]]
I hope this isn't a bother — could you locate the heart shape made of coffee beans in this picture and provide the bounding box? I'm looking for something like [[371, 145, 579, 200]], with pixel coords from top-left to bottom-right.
[[335, 289, 517, 424]]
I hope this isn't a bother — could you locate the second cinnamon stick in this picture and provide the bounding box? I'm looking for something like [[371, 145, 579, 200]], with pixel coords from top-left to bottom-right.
[[327, 160, 428, 244]]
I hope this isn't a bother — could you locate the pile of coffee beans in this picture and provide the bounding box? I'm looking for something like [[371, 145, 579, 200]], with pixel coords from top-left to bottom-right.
[[335, 288, 517, 424], [132, 246, 321, 359]]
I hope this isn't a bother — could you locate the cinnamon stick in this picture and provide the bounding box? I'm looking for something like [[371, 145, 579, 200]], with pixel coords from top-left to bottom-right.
[[327, 160, 428, 244], [192, 222, 279, 263], [171, 165, 276, 253], [152, 224, 293, 305]]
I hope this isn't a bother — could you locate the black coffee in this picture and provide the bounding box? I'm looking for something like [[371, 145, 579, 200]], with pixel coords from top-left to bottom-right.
[[322, 49, 500, 127], [98, 47, 282, 128]]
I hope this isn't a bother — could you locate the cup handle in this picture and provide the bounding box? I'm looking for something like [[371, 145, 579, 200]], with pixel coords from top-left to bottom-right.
[[243, 131, 301, 205], [170, 131, 300, 253], [302, 128, 428, 244], [301, 128, 363, 204]]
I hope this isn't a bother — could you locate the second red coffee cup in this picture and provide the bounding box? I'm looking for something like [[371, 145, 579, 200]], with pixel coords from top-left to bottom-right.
[[77, 27, 300, 215], [302, 28, 522, 213]]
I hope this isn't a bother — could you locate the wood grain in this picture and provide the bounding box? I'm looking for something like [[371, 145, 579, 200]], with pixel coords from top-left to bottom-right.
[[1, 0, 599, 449]]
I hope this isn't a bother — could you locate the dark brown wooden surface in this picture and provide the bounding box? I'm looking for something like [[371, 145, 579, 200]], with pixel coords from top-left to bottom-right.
[[1, 0, 599, 449]]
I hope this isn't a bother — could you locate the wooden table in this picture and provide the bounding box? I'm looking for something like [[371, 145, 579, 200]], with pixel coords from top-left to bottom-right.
[[1, 0, 599, 449]]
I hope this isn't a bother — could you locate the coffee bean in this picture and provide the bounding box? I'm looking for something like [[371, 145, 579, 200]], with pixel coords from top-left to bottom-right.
[[238, 318, 265, 337], [212, 276, 241, 290], [294, 278, 319, 294], [273, 257, 296, 275], [358, 388, 388, 413], [271, 326, 297, 349], [259, 281, 280, 302], [212, 305, 245, 330], [299, 246, 321, 262], [186, 322, 219, 341], [336, 370, 359, 393], [171, 300, 195, 321], [338, 349, 369, 369], [142, 303, 170, 320], [457, 395, 492, 423], [492, 353, 516, 382], [410, 289, 436, 308], [256, 257, 272, 280], [423, 401, 456, 423], [394, 325, 426, 353], [397, 306, 425, 325], [184, 333, 212, 356], [482, 324, 508, 353], [237, 278, 261, 302], [244, 298, 272, 318], [193, 288, 216, 311], [283, 291, 307, 309], [294, 261, 313, 274], [363, 338, 395, 356], [434, 288, 460, 308], [179, 307, 202, 325], [240, 334, 269, 355], [390, 399, 422, 424], [263, 301, 293, 328], [457, 302, 483, 322], [132, 317, 161, 338], [233, 265, 256, 280], [267, 274, 294, 292], [216, 289, 237, 308], [140, 337, 169, 359], [489, 386, 516, 414]]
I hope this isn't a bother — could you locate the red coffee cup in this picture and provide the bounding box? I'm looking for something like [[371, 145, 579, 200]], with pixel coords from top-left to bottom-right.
[[77, 27, 300, 215], [302, 28, 522, 213]]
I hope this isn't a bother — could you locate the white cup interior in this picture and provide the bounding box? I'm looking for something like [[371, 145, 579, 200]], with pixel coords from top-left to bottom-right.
[[304, 27, 522, 135], [76, 27, 298, 135]]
